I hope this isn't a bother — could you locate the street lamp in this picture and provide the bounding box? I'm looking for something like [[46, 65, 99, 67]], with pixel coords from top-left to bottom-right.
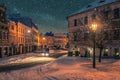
[[91, 22, 97, 68], [27, 30, 31, 33], [91, 24, 97, 32], [42, 37, 46, 40]]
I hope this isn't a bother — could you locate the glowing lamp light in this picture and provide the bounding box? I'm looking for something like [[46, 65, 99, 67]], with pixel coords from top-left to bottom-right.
[[42, 37, 46, 40], [116, 52, 119, 56], [105, 49, 109, 52], [91, 23, 97, 32], [28, 30, 31, 33]]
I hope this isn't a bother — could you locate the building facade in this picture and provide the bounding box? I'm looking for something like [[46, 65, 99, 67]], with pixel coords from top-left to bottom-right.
[[68, 0, 120, 57], [0, 5, 9, 57], [8, 20, 18, 55], [8, 19, 32, 55], [54, 33, 68, 49], [32, 24, 40, 51], [41, 36, 54, 49], [40, 33, 68, 49], [8, 14, 40, 55]]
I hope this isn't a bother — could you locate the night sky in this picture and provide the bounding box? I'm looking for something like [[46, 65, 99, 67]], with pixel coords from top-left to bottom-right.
[[0, 0, 94, 33]]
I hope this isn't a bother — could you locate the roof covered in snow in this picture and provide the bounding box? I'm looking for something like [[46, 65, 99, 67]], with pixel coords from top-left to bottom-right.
[[69, 0, 119, 17], [7, 14, 38, 29]]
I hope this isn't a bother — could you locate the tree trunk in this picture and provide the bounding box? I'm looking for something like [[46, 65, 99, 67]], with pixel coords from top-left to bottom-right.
[[99, 48, 103, 63]]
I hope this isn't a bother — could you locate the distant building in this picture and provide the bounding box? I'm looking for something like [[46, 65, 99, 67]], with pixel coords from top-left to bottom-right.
[[41, 32, 54, 48], [54, 33, 68, 49], [40, 35, 54, 49], [0, 5, 9, 57], [40, 33, 68, 49], [68, 0, 120, 57]]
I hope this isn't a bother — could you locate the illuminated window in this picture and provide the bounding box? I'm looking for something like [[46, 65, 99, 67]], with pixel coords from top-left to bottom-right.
[[103, 48, 108, 56], [114, 48, 119, 57]]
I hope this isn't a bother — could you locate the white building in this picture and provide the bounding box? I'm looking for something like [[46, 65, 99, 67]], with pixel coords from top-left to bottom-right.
[[68, 0, 120, 57]]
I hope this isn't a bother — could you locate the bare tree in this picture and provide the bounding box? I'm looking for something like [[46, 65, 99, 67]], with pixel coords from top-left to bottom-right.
[[95, 8, 120, 62], [86, 8, 114, 62]]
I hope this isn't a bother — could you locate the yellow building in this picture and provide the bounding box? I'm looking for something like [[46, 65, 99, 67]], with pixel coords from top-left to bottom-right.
[[17, 21, 32, 54], [32, 24, 40, 51], [40, 36, 47, 48], [8, 20, 32, 55], [40, 33, 68, 49], [8, 20, 18, 55], [40, 36, 54, 49], [8, 14, 40, 55]]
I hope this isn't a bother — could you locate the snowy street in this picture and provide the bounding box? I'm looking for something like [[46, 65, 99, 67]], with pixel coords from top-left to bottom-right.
[[0, 53, 120, 80], [0, 49, 68, 72], [0, 53, 56, 72]]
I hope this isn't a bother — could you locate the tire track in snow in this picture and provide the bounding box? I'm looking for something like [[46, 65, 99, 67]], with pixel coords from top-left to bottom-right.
[[45, 75, 59, 80]]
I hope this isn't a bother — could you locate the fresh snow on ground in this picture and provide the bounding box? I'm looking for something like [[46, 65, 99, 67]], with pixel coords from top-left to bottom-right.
[[0, 53, 55, 66], [0, 53, 120, 80]]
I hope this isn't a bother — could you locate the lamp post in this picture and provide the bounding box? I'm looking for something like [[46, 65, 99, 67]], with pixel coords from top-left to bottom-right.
[[91, 23, 97, 68]]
